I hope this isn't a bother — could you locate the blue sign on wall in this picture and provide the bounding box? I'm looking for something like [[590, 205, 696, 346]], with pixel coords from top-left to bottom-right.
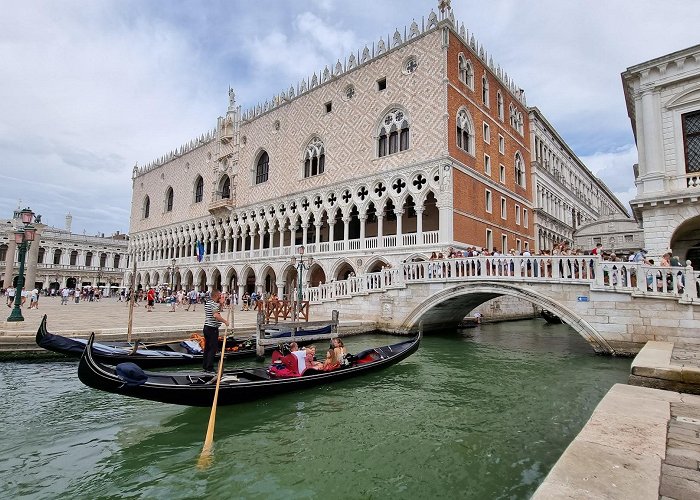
[[577, 296, 589, 302]]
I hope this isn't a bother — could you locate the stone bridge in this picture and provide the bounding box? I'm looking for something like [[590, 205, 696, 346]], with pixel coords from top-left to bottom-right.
[[302, 256, 700, 355]]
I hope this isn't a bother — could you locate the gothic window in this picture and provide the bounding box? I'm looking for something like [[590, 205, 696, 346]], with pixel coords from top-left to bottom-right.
[[515, 152, 526, 187], [482, 75, 489, 106], [165, 187, 174, 212], [683, 110, 700, 173], [497, 92, 504, 121], [456, 108, 475, 154], [304, 138, 325, 178], [256, 151, 270, 184], [194, 176, 204, 203], [458, 54, 474, 89], [509, 104, 516, 128], [378, 109, 410, 158], [220, 176, 231, 198], [143, 196, 150, 218]]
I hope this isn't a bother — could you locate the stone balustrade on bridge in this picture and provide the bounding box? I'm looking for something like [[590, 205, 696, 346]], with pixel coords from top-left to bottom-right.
[[300, 256, 700, 356]]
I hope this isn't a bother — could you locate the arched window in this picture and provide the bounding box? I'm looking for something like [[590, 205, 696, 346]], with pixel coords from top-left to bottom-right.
[[70, 250, 78, 266], [378, 108, 410, 158], [37, 247, 45, 264], [497, 92, 504, 121], [194, 176, 204, 203], [515, 152, 526, 187], [456, 109, 475, 154], [220, 176, 231, 198], [165, 187, 174, 212], [143, 196, 150, 218], [509, 104, 516, 129], [482, 75, 489, 106], [85, 251, 93, 267], [256, 151, 269, 184], [113, 254, 121, 269], [304, 137, 325, 178], [53, 249, 62, 265], [100, 253, 107, 268], [458, 55, 474, 89], [0, 244, 7, 262]]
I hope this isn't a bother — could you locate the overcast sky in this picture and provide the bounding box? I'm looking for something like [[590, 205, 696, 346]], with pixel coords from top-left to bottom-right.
[[1, 0, 698, 235]]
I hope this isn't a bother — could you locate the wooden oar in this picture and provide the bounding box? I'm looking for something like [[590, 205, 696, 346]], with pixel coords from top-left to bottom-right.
[[196, 301, 233, 469]]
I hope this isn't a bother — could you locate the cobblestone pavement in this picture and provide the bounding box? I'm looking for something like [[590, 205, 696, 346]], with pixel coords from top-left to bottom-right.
[[1, 296, 270, 336], [661, 400, 700, 499], [672, 346, 700, 370]]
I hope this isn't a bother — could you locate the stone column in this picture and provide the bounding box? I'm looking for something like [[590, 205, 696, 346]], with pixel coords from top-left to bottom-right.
[[25, 232, 42, 289], [377, 214, 384, 248], [238, 284, 245, 301], [329, 222, 335, 247], [315, 223, 322, 246], [2, 238, 17, 289], [343, 217, 350, 246], [291, 225, 297, 249], [278, 227, 284, 252], [395, 210, 404, 246], [302, 223, 308, 248], [416, 207, 424, 245], [359, 216, 366, 249]]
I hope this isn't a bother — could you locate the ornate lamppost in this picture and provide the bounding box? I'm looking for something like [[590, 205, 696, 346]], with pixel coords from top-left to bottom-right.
[[166, 258, 177, 292], [7, 208, 36, 322], [290, 245, 313, 320]]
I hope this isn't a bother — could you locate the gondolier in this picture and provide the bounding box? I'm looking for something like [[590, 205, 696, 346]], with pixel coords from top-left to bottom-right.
[[202, 290, 229, 372]]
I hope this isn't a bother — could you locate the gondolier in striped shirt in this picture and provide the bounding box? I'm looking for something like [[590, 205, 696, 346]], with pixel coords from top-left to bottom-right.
[[202, 290, 229, 372]]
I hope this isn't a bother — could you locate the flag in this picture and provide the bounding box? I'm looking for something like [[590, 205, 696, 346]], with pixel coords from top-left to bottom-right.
[[196, 240, 205, 262]]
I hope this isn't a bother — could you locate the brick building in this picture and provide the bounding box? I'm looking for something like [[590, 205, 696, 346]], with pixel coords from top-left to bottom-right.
[[126, 3, 612, 297]]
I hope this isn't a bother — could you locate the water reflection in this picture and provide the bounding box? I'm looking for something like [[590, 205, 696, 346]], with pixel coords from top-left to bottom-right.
[[0, 320, 630, 499]]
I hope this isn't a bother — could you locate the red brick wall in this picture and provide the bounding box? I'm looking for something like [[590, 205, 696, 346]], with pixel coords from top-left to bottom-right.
[[446, 30, 534, 250]]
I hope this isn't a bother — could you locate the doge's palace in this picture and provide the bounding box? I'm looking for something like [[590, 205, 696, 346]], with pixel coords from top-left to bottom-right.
[[127, 3, 621, 298]]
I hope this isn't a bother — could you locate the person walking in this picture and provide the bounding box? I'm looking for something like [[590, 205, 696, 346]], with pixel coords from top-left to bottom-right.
[[202, 289, 229, 373]]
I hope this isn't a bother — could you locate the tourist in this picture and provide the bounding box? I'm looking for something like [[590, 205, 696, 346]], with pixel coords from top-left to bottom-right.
[[61, 287, 69, 305], [202, 289, 229, 373], [29, 288, 39, 309], [241, 291, 250, 311], [146, 288, 155, 312], [319, 347, 340, 371], [290, 342, 308, 375], [331, 337, 347, 364], [6, 286, 15, 308]]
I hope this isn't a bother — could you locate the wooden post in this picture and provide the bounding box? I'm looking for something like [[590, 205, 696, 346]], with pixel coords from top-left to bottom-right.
[[126, 258, 137, 342], [255, 308, 265, 359], [331, 310, 339, 335]]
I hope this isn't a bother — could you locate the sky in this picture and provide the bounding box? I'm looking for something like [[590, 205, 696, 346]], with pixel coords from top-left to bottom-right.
[[1, 0, 698, 236]]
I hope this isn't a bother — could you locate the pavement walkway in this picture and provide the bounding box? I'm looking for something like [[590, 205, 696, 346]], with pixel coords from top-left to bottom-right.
[[0, 296, 373, 352]]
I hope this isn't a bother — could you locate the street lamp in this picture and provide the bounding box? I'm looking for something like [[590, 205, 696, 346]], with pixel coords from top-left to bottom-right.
[[7, 208, 36, 322], [166, 258, 177, 292], [290, 245, 313, 320]]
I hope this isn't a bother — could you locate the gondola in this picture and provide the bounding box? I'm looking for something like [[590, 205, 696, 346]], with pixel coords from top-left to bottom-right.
[[35, 315, 260, 368], [541, 309, 563, 324], [264, 324, 333, 338], [78, 330, 421, 406]]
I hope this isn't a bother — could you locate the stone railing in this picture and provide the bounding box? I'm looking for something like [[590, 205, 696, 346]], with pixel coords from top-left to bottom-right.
[[300, 256, 699, 304], [686, 172, 700, 189]]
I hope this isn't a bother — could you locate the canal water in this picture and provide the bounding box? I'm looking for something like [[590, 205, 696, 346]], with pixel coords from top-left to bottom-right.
[[0, 319, 630, 499]]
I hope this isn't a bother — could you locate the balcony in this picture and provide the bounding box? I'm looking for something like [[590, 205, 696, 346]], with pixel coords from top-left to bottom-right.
[[208, 194, 236, 214]]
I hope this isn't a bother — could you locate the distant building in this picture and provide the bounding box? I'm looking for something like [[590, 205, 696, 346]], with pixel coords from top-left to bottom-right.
[[622, 44, 700, 267], [0, 210, 129, 291], [572, 214, 644, 258], [529, 107, 631, 252]]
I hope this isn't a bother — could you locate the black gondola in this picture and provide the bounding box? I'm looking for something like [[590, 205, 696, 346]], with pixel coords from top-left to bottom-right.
[[78, 331, 421, 406], [541, 309, 563, 324], [264, 324, 333, 338], [36, 315, 260, 368]]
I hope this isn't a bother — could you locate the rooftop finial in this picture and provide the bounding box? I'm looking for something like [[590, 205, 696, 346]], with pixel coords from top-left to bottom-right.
[[228, 87, 236, 107], [438, 0, 451, 15]]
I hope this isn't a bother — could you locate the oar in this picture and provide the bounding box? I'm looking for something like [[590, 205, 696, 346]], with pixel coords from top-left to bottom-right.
[[196, 302, 233, 469]]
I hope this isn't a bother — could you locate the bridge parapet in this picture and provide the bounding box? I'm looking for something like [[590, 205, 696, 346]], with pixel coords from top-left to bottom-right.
[[303, 257, 699, 305]]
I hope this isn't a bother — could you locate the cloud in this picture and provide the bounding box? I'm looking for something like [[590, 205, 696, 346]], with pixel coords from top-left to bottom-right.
[[579, 145, 639, 212], [1, 0, 698, 236]]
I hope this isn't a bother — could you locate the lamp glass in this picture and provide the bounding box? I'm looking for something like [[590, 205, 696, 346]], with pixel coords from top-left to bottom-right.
[[298, 245, 305, 255], [20, 209, 34, 224], [290, 256, 297, 266], [14, 229, 24, 244], [24, 225, 36, 241]]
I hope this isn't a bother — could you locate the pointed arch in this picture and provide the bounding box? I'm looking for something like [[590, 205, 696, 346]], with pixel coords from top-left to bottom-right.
[[377, 106, 410, 157], [194, 175, 204, 203], [456, 107, 475, 154]]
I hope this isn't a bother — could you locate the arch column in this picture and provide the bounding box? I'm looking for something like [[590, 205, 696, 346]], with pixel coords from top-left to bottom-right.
[[343, 217, 350, 246], [329, 220, 335, 247], [314, 222, 322, 246], [377, 214, 384, 248], [258, 229, 265, 252], [302, 223, 309, 248], [291, 225, 298, 249], [395, 210, 404, 247], [416, 207, 424, 245], [278, 227, 285, 252], [359, 215, 367, 249], [2, 238, 17, 289]]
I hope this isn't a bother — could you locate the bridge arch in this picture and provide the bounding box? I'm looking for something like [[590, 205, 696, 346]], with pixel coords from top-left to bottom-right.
[[400, 281, 616, 354]]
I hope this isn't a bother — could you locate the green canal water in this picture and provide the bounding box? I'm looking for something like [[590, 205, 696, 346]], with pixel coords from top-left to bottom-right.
[[0, 319, 630, 499]]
